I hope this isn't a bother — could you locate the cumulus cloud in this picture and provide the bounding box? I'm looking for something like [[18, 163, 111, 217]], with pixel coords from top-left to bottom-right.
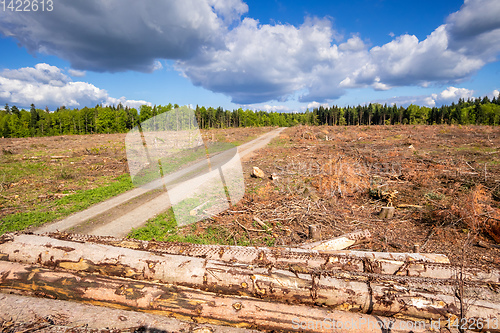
[[372, 86, 475, 108], [179, 0, 500, 103], [345, 0, 500, 89], [305, 101, 330, 110], [208, 0, 248, 24], [446, 0, 500, 61], [0, 0, 246, 72], [179, 18, 368, 103], [104, 96, 151, 110], [0, 63, 150, 110], [254, 104, 291, 112], [0, 0, 499, 104], [434, 86, 474, 101]]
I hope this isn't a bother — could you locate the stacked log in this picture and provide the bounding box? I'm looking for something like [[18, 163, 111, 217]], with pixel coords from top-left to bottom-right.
[[0, 232, 499, 332]]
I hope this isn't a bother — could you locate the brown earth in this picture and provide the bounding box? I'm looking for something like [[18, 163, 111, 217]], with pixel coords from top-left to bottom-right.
[[180, 125, 500, 268]]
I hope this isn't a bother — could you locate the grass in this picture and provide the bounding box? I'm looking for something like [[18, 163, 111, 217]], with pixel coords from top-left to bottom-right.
[[455, 144, 497, 153], [424, 192, 445, 201], [128, 208, 236, 245], [128, 207, 275, 246], [0, 174, 134, 235]]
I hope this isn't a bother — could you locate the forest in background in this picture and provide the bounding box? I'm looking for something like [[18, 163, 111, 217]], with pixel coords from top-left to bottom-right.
[[1, 95, 500, 138]]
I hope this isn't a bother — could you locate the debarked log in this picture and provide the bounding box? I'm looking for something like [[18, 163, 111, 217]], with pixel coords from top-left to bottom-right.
[[300, 229, 372, 251], [39, 233, 500, 284], [0, 261, 433, 333], [1, 233, 499, 323]]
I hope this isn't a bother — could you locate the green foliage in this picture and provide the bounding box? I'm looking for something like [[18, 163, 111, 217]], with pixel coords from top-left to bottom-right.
[[1, 94, 499, 139]]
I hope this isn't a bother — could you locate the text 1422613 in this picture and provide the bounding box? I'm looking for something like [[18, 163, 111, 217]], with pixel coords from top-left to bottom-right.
[[1, 0, 53, 12]]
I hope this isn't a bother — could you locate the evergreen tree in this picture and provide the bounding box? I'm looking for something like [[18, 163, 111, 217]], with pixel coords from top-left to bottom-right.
[[11, 106, 20, 117]]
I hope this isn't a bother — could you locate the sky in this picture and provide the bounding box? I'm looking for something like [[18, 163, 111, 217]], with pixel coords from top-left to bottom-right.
[[0, 0, 499, 112]]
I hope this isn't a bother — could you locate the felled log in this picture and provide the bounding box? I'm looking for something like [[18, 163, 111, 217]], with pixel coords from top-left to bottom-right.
[[0, 261, 429, 333], [35, 233, 500, 285], [0, 293, 258, 333], [301, 229, 372, 250], [1, 233, 499, 324], [45, 231, 451, 264]]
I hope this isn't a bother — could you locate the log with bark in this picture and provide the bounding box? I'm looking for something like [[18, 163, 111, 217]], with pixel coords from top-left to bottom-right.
[[41, 232, 500, 284], [0, 261, 434, 333], [1, 233, 499, 328], [0, 292, 259, 333]]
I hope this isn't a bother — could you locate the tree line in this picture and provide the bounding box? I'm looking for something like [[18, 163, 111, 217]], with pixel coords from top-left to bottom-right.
[[1, 95, 499, 138]]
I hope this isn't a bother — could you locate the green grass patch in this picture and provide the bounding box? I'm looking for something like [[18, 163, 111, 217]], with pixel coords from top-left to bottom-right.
[[128, 208, 235, 245], [269, 137, 290, 147], [455, 145, 497, 153], [0, 158, 47, 183], [424, 192, 445, 201], [0, 174, 134, 235]]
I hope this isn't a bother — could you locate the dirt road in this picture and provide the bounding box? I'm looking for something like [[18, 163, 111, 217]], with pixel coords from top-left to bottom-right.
[[36, 127, 286, 237]]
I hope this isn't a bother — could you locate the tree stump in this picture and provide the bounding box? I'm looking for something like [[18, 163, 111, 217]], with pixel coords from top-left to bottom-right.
[[308, 224, 321, 240], [379, 206, 395, 219]]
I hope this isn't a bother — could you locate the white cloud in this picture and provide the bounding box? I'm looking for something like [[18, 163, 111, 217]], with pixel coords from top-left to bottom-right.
[[345, 0, 500, 90], [0, 0, 499, 104], [446, 0, 500, 62], [0, 63, 151, 110], [208, 0, 248, 24], [2, 63, 69, 86], [0, 0, 244, 72], [179, 18, 369, 103], [259, 104, 291, 112], [104, 96, 152, 109], [68, 69, 86, 77], [152, 61, 163, 71], [372, 77, 391, 91], [179, 0, 500, 103], [372, 86, 475, 108], [434, 86, 474, 100], [240, 104, 291, 112], [305, 101, 330, 110]]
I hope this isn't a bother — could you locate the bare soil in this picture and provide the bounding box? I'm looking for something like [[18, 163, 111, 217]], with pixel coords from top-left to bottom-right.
[[181, 125, 500, 268]]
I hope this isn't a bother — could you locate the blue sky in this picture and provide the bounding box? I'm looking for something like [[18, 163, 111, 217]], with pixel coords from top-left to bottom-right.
[[0, 0, 499, 112]]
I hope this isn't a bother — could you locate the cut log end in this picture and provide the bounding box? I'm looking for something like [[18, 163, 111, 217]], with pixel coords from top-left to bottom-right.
[[308, 224, 321, 240], [379, 206, 395, 219]]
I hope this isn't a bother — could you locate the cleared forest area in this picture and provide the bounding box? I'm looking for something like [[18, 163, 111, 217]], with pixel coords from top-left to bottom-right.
[[138, 124, 500, 268]]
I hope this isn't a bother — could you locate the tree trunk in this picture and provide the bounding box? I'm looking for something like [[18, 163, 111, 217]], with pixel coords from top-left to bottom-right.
[[1, 233, 499, 325], [44, 232, 500, 283], [0, 293, 257, 333], [0, 261, 433, 333]]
